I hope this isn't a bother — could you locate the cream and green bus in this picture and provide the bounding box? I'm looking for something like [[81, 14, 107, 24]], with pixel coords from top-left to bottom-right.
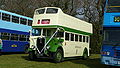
[[28, 7, 93, 62]]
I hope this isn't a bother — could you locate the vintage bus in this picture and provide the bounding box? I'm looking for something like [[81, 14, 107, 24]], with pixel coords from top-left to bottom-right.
[[0, 10, 32, 52], [101, 0, 120, 66], [28, 7, 93, 62]]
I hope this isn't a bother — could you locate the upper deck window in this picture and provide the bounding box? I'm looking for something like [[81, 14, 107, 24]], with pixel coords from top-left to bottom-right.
[[2, 13, 10, 22], [28, 20, 32, 26], [12, 15, 19, 23], [46, 8, 58, 14], [20, 18, 27, 25], [107, 0, 120, 12], [36, 9, 45, 14]]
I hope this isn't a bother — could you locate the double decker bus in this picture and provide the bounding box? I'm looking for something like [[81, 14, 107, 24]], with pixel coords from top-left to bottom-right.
[[101, 0, 120, 66], [28, 7, 93, 62], [0, 10, 32, 52]]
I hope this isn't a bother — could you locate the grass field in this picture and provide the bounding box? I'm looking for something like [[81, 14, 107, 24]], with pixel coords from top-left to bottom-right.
[[0, 54, 117, 68]]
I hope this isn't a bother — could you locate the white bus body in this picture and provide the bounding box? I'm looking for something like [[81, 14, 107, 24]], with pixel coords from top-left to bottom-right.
[[29, 7, 93, 62]]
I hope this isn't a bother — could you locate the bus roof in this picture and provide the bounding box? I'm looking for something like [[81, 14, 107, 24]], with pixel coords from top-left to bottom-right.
[[0, 9, 33, 20]]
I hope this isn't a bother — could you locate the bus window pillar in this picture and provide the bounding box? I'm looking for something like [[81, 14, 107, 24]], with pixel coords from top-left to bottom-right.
[[1, 13, 2, 20], [9, 34, 11, 40], [10, 15, 12, 22], [41, 29, 43, 36], [0, 12, 1, 20], [26, 19, 28, 26], [19, 17, 20, 24]]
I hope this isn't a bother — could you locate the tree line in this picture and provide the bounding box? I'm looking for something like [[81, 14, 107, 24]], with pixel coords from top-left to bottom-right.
[[0, 0, 106, 53]]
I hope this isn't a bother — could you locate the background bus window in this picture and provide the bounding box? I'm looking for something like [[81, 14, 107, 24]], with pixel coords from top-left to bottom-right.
[[28, 20, 32, 26], [19, 35, 26, 41], [46, 8, 58, 14], [20, 18, 27, 25], [36, 9, 45, 14], [79, 35, 82, 42], [107, 0, 120, 12], [11, 34, 18, 41], [2, 13, 10, 22], [71, 33, 74, 41], [1, 33, 10, 40], [83, 36, 86, 42], [75, 34, 78, 41], [65, 33, 69, 41], [12, 15, 19, 23]]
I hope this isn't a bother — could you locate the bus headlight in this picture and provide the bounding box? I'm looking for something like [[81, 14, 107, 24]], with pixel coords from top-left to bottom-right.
[[46, 46, 50, 49], [106, 52, 110, 55]]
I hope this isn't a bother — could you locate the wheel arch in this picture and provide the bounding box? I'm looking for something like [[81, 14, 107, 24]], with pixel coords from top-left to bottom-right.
[[83, 47, 88, 56]]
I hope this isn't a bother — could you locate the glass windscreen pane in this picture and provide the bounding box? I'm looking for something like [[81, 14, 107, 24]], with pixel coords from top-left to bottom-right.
[[36, 9, 45, 14], [104, 30, 120, 45], [46, 8, 58, 14], [43, 28, 56, 37]]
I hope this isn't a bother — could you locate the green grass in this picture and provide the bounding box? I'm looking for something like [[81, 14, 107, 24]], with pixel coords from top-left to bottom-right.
[[0, 54, 109, 68]]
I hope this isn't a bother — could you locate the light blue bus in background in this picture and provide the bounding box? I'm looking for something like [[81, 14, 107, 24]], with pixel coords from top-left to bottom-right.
[[101, 0, 120, 66], [0, 10, 32, 52]]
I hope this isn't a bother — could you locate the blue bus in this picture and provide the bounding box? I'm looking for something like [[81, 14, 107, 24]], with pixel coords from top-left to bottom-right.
[[101, 0, 120, 66], [0, 10, 32, 52]]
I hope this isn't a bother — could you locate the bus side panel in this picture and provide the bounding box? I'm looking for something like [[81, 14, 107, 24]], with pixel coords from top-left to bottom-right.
[[1, 40, 29, 52]]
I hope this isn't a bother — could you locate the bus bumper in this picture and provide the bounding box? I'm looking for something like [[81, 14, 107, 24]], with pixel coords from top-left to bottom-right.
[[101, 56, 120, 66]]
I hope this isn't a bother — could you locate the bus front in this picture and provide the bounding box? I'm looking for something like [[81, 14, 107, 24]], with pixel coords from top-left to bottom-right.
[[28, 7, 65, 63], [101, 0, 120, 66]]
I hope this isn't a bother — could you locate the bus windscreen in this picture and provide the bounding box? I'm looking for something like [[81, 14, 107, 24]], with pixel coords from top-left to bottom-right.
[[46, 8, 58, 14], [36, 9, 45, 14], [104, 30, 120, 45]]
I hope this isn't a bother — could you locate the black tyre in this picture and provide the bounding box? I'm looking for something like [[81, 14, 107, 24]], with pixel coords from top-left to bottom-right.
[[53, 49, 64, 63], [24, 45, 29, 53], [28, 51, 36, 60], [82, 49, 88, 60]]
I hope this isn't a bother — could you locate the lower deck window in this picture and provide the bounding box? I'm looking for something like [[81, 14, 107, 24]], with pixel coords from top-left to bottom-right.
[[11, 34, 18, 41], [86, 36, 89, 43], [19, 35, 27, 41], [0, 32, 29, 42], [65, 33, 69, 40], [1, 33, 10, 40], [75, 34, 78, 41], [83, 36, 85, 42], [71, 34, 74, 41], [79, 35, 82, 42]]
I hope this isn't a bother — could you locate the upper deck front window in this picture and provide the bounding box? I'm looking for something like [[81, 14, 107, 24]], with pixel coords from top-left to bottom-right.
[[107, 0, 120, 12], [36, 8, 45, 14], [46, 8, 58, 14]]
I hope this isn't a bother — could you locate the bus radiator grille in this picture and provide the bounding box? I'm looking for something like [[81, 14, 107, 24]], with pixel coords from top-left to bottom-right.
[[37, 38, 45, 53]]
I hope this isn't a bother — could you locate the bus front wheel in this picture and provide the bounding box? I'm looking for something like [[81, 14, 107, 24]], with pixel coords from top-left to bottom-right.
[[53, 49, 63, 63]]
